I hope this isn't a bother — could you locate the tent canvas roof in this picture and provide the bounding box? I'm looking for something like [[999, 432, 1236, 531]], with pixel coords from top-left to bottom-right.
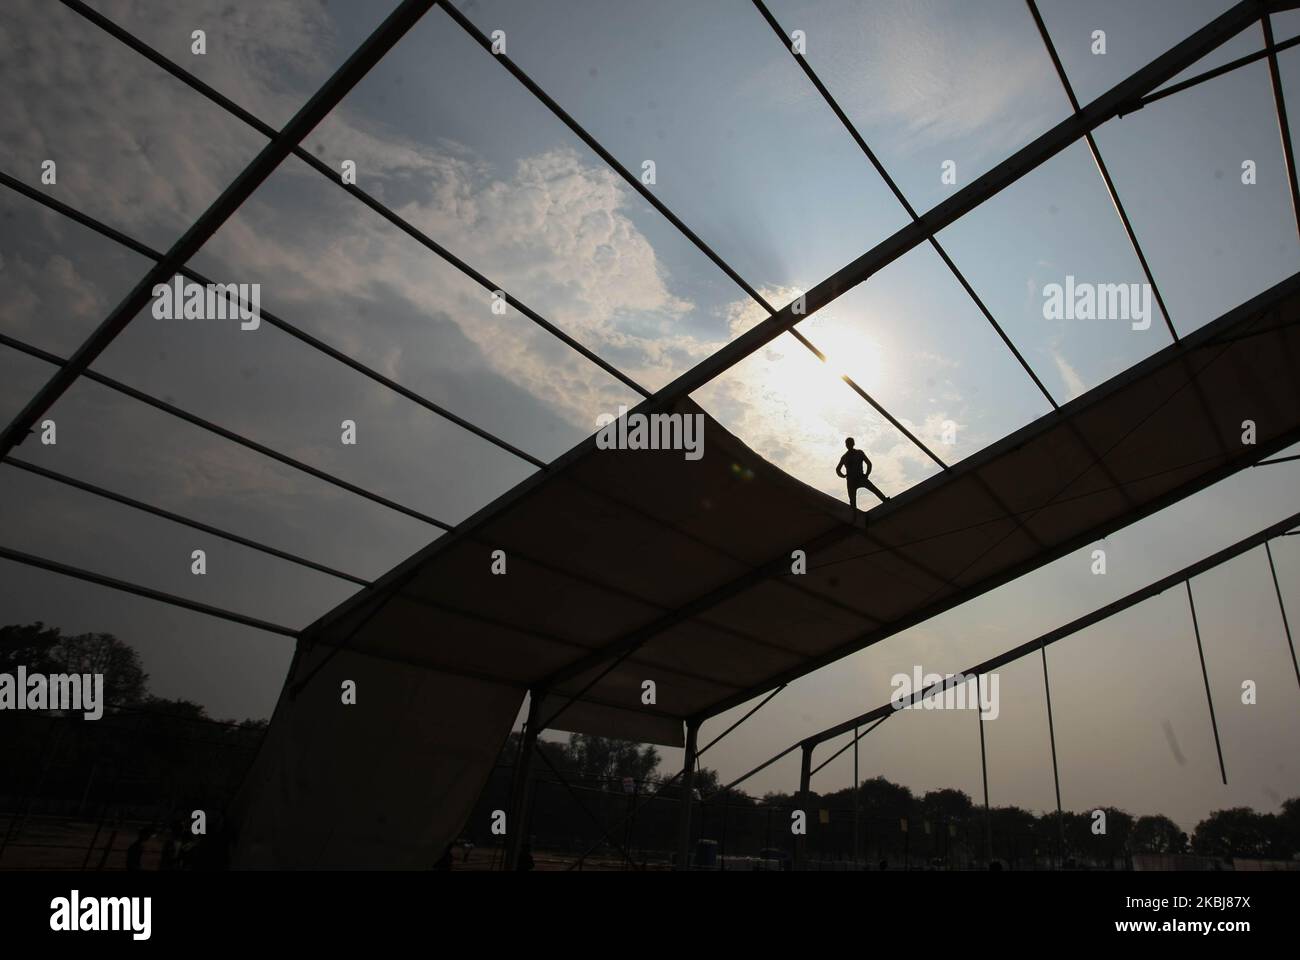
[[300, 271, 1300, 746]]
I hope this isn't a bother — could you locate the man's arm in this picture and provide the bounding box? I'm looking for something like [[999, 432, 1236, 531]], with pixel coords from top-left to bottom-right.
[[862, 454, 873, 476], [836, 453, 847, 478]]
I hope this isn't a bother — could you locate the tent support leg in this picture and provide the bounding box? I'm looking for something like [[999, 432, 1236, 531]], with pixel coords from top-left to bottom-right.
[[795, 742, 812, 871], [675, 720, 699, 871], [504, 691, 543, 870]]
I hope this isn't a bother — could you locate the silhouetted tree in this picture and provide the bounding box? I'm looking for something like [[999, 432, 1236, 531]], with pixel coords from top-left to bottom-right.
[[1192, 807, 1274, 858], [1131, 814, 1188, 854], [858, 776, 913, 819], [1280, 797, 1300, 858], [1087, 806, 1134, 868], [987, 805, 1038, 866], [920, 788, 973, 822], [566, 734, 659, 784], [0, 622, 148, 705]]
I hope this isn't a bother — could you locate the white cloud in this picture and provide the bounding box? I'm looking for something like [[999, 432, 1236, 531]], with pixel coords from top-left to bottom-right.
[[756, 0, 1061, 159], [1, 0, 967, 511], [1051, 348, 1087, 400]]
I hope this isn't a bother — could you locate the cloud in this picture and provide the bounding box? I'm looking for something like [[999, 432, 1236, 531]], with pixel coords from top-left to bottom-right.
[[757, 0, 1060, 160], [1051, 348, 1087, 400], [0, 0, 334, 245], [0, 0, 963, 516], [0, 252, 104, 345], [0, 1, 722, 437], [199, 142, 716, 431]]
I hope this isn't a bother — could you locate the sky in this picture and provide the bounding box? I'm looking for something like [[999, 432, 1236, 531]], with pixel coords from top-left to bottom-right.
[[0, 0, 1298, 835]]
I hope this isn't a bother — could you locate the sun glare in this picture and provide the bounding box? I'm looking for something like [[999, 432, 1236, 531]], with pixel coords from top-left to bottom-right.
[[773, 320, 889, 420]]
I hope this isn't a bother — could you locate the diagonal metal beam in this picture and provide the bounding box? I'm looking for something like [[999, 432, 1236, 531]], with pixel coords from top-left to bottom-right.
[[2, 457, 371, 587], [1026, 0, 1180, 342], [809, 715, 887, 777], [438, 0, 771, 315], [1027, 0, 1236, 466], [0, 0, 438, 462], [1185, 579, 1228, 784], [0, 333, 450, 530], [1263, 540, 1300, 690], [1128, 30, 1300, 112], [0, 544, 298, 636], [1262, 12, 1300, 243]]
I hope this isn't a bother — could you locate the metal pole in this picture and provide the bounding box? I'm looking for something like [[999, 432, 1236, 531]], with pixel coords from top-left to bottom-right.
[[720, 797, 728, 871], [1185, 580, 1228, 784], [1263, 13, 1300, 244], [1133, 31, 1300, 111], [977, 675, 992, 866], [675, 720, 699, 871], [1264, 540, 1300, 691], [0, 333, 450, 530], [852, 723, 860, 866], [1040, 641, 1065, 869], [4, 457, 370, 586], [0, 544, 297, 637], [795, 742, 812, 871], [1026, 0, 1180, 342], [504, 692, 543, 870]]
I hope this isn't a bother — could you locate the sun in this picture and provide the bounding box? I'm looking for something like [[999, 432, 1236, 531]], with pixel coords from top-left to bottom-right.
[[814, 320, 887, 393], [771, 318, 889, 420]]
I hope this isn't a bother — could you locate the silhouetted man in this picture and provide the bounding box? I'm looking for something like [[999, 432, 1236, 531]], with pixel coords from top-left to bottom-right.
[[836, 437, 886, 511]]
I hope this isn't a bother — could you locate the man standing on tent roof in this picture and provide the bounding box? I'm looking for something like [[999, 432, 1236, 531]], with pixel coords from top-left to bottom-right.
[[837, 437, 888, 512]]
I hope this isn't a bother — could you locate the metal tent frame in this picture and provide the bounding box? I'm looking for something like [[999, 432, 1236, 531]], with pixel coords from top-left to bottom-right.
[[2, 0, 1297, 870]]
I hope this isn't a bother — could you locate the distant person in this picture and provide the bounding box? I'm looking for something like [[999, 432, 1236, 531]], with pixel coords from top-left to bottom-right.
[[836, 437, 887, 511], [126, 827, 152, 871], [434, 845, 454, 871]]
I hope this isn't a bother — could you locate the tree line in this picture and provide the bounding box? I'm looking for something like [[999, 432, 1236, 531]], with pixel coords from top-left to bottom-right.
[[4, 623, 1296, 867], [476, 730, 1300, 867]]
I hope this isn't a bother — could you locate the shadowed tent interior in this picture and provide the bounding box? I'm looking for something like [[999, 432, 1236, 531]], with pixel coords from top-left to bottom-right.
[[230, 271, 1300, 867]]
